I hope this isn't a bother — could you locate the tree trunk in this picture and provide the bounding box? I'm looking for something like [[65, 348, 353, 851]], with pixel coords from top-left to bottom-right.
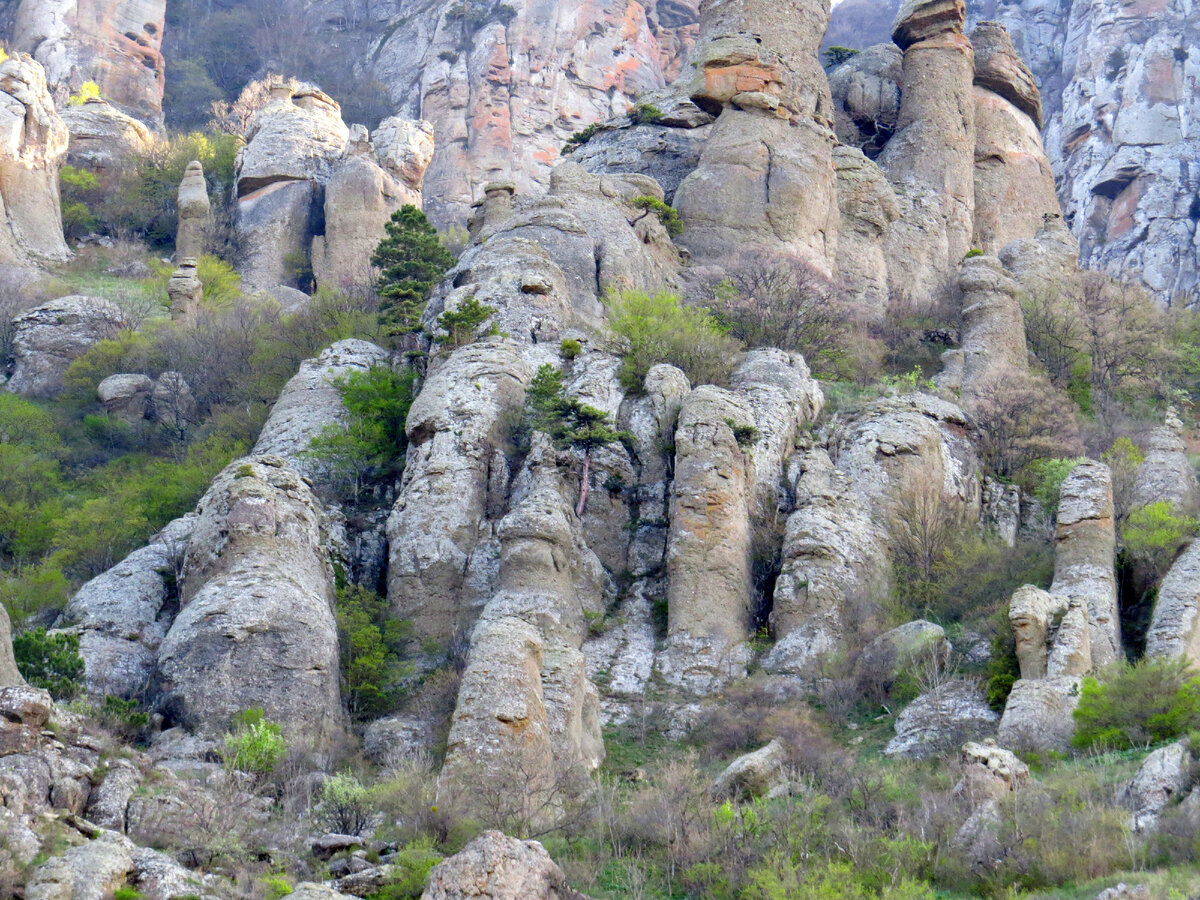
[[576, 451, 591, 517]]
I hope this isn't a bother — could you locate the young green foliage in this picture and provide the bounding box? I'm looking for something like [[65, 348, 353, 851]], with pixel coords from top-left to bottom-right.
[[1073, 657, 1200, 750], [12, 628, 85, 699], [435, 296, 497, 349], [336, 583, 414, 720]]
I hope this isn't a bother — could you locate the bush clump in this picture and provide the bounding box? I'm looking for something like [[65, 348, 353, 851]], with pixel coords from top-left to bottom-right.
[[12, 628, 85, 699], [222, 708, 287, 778], [604, 290, 741, 392], [1073, 656, 1200, 751]]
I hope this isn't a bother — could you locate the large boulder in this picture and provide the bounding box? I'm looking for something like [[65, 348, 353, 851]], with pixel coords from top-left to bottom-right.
[[711, 739, 789, 798], [1122, 742, 1193, 832], [56, 515, 195, 700], [5, 296, 127, 399], [59, 99, 152, 175], [829, 43, 903, 157], [997, 676, 1081, 753], [97, 373, 153, 424], [420, 831, 590, 900], [885, 680, 999, 758], [1129, 410, 1199, 518], [156, 457, 345, 750], [23, 831, 136, 900], [0, 54, 71, 266]]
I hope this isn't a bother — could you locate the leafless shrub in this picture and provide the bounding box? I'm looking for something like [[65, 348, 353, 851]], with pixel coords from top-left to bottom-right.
[[970, 372, 1083, 477]]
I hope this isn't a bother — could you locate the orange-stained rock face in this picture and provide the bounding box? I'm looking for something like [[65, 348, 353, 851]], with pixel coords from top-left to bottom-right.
[[10, 0, 166, 125], [372, 0, 697, 227]]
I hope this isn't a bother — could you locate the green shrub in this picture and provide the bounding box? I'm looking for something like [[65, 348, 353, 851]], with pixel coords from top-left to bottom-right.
[[318, 772, 371, 835], [964, 248, 984, 259], [630, 195, 683, 236], [96, 694, 150, 740], [435, 296, 497, 349], [727, 420, 759, 448], [1073, 657, 1200, 751], [68, 81, 101, 105], [1024, 456, 1085, 518], [821, 46, 860, 68], [373, 839, 444, 899], [604, 290, 741, 392], [1122, 500, 1199, 578], [261, 875, 292, 899], [337, 583, 414, 720], [302, 366, 416, 502], [12, 628, 84, 699], [559, 338, 582, 360], [373, 205, 456, 340], [631, 103, 662, 124], [222, 709, 287, 777], [563, 122, 601, 151]]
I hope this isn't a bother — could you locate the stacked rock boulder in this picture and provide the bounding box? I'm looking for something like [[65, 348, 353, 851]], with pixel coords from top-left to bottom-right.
[[999, 460, 1118, 751]]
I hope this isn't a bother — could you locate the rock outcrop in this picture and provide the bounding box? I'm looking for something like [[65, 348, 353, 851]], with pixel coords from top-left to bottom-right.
[[877, 0, 976, 301], [174, 160, 209, 263], [997, 675, 1082, 752], [1145, 539, 1200, 668], [56, 516, 195, 700], [369, 0, 698, 228], [251, 339, 392, 478], [0, 54, 70, 266], [946, 254, 1028, 405], [421, 830, 590, 900], [8, 0, 166, 125], [387, 164, 680, 648], [234, 84, 432, 298], [834, 145, 900, 321], [156, 457, 345, 751], [993, 0, 1200, 306], [660, 385, 756, 692], [59, 97, 151, 175], [1052, 460, 1119, 666], [439, 437, 605, 818], [673, 0, 838, 274], [1129, 410, 1199, 518], [969, 22, 1058, 253], [711, 739, 789, 798], [5, 296, 126, 398], [0, 603, 23, 687], [828, 43, 903, 157]]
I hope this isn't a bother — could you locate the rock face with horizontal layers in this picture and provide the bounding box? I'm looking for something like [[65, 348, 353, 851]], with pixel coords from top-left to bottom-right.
[[368, 0, 698, 228], [970, 22, 1059, 253], [55, 516, 195, 700], [8, 0, 166, 125], [673, 0, 838, 274], [947, 254, 1027, 406], [156, 457, 345, 751], [421, 830, 590, 900], [661, 385, 756, 693], [440, 437, 605, 819], [877, 0, 975, 302], [387, 164, 680, 649], [5, 296, 126, 398], [1145, 539, 1200, 668], [0, 54, 70, 266]]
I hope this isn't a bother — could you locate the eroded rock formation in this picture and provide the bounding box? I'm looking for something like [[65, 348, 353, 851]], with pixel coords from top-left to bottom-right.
[[5, 296, 126, 398], [8, 0, 166, 125]]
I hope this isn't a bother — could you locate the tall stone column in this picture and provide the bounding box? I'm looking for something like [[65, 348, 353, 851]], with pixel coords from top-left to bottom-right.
[[673, 0, 838, 275], [878, 0, 976, 303]]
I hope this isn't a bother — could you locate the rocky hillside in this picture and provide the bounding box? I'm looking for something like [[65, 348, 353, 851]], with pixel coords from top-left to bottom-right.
[[0, 0, 1198, 896]]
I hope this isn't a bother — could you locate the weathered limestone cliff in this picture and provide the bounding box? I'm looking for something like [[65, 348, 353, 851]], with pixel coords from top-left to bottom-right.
[[367, 0, 699, 227], [7, 0, 166, 126], [0, 53, 70, 267]]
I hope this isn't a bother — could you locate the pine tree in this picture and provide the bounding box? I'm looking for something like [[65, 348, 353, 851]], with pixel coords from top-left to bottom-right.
[[371, 205, 455, 341]]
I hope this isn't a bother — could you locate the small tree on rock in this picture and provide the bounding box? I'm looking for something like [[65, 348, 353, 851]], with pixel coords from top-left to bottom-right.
[[372, 205, 456, 344]]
